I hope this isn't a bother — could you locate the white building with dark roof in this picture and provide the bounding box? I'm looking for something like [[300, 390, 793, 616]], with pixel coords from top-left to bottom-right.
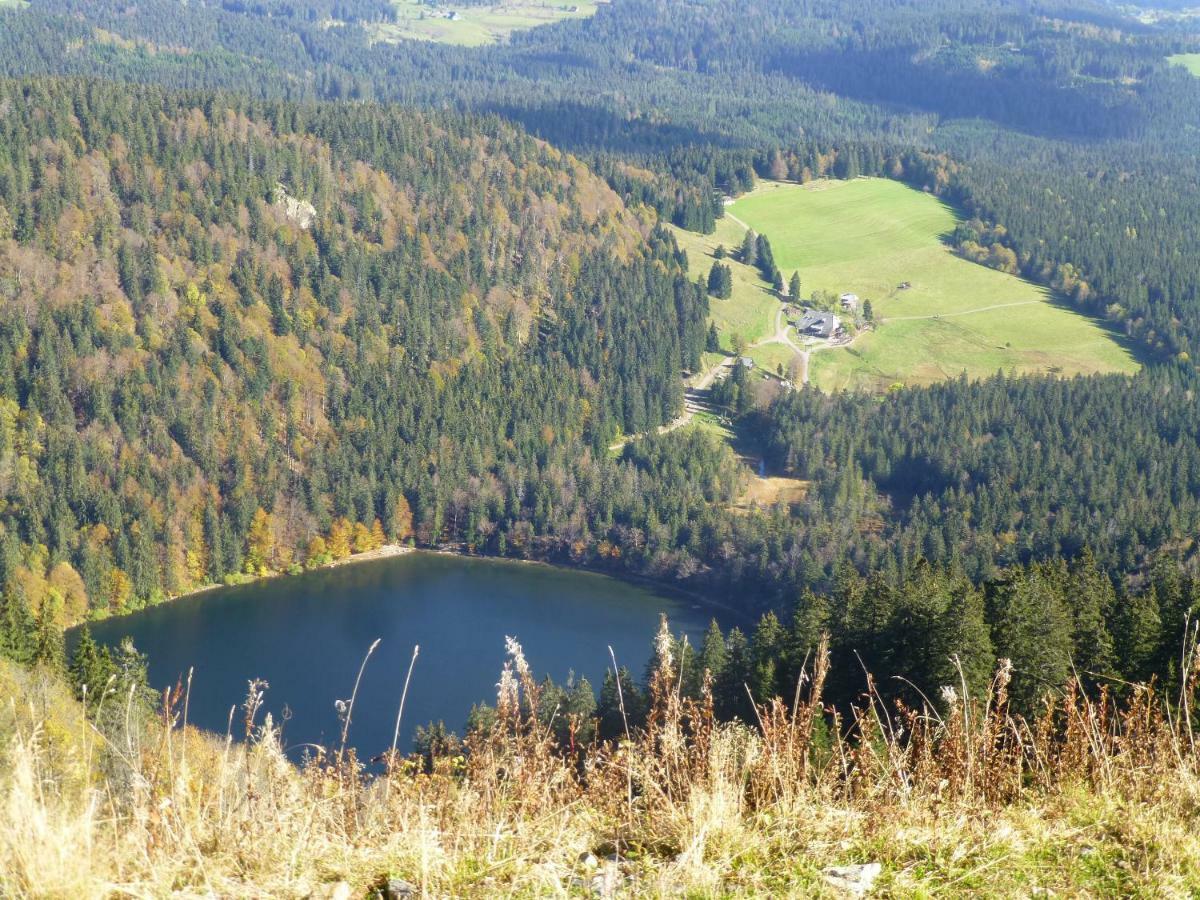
[[795, 310, 841, 339]]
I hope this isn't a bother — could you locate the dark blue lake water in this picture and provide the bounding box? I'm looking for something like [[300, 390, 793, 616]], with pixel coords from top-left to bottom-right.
[[87, 553, 717, 756]]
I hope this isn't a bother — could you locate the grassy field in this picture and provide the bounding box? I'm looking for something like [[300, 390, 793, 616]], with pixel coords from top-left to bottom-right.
[[1168, 53, 1200, 76], [370, 0, 596, 46], [729, 179, 1140, 393], [747, 342, 798, 377], [669, 218, 780, 352]]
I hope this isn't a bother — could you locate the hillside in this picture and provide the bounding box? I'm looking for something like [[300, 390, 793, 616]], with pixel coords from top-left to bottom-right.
[[2, 1, 1200, 895], [0, 78, 713, 625], [5, 628, 1200, 896]]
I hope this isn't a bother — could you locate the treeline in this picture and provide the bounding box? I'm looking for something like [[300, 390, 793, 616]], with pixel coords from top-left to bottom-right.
[[447, 553, 1200, 754], [5, 0, 1200, 363]]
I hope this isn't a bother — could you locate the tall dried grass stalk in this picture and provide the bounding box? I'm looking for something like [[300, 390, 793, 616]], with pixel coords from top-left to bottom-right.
[[3, 627, 1200, 895]]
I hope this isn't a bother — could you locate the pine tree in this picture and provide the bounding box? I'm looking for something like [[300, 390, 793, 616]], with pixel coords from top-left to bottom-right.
[[69, 625, 116, 707], [698, 619, 728, 688], [1065, 550, 1117, 684], [786, 588, 829, 676], [706, 322, 720, 353], [739, 230, 757, 266], [597, 665, 646, 739], [565, 675, 597, 746], [1116, 588, 1162, 685], [715, 627, 753, 722], [31, 594, 64, 669], [0, 587, 35, 664], [755, 234, 776, 280], [751, 611, 785, 702], [988, 568, 1074, 713], [788, 271, 802, 299], [707, 261, 732, 299]]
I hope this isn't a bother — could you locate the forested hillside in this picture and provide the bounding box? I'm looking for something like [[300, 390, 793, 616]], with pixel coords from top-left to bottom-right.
[[0, 0, 1195, 625], [3, 0, 1200, 363], [4, 5, 1200, 894], [0, 79, 711, 625]]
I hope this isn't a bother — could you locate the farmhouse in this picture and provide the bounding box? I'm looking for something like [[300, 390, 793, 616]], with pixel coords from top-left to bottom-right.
[[839, 292, 859, 311], [739, 356, 755, 369], [794, 310, 841, 339]]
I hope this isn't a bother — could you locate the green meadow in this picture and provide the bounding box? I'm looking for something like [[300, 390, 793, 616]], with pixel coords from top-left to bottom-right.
[[669, 216, 780, 353], [729, 179, 1140, 393], [1168, 53, 1200, 76], [371, 1, 597, 47]]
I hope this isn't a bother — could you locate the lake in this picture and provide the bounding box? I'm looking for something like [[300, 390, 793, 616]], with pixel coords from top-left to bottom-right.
[[86, 552, 718, 756]]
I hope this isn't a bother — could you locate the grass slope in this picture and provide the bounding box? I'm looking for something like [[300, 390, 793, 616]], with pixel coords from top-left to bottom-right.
[[730, 179, 1140, 393], [669, 218, 779, 353], [6, 646, 1200, 895], [1169, 53, 1200, 76], [372, 0, 597, 46]]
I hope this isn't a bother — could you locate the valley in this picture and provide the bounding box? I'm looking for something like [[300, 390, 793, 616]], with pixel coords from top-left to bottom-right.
[[674, 178, 1140, 402], [3, 1, 1200, 895]]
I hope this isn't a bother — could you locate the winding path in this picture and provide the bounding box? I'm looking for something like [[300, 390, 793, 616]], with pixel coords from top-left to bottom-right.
[[723, 210, 753, 232], [750, 306, 811, 383], [607, 356, 732, 452]]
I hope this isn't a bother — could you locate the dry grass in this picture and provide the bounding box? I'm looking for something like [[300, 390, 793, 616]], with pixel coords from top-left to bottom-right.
[[732, 475, 810, 513], [4, 625, 1200, 896]]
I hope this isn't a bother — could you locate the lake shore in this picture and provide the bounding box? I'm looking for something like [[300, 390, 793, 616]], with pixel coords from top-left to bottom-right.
[[116, 541, 745, 630]]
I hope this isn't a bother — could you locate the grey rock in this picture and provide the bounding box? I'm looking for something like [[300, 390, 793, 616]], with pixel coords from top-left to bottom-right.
[[382, 878, 418, 899], [822, 862, 882, 896]]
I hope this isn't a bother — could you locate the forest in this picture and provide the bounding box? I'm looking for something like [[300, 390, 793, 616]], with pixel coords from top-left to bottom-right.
[[0, 0, 1194, 752], [0, 78, 713, 627], [4, 2, 1200, 894]]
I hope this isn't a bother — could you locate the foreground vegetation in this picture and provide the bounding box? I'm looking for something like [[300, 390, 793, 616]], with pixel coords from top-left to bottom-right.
[[5, 620, 1200, 896], [728, 180, 1140, 393]]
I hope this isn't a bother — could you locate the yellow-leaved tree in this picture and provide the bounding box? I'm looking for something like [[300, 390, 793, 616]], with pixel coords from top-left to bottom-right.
[[327, 518, 353, 560], [392, 494, 414, 543], [245, 508, 276, 576]]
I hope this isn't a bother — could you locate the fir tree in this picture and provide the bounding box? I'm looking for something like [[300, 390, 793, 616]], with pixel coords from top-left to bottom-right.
[[739, 230, 757, 266], [0, 587, 35, 665], [788, 271, 802, 299]]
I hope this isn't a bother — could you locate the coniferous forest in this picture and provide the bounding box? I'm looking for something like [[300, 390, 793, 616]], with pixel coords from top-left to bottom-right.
[[4, 1, 1200, 891], [0, 0, 1195, 707]]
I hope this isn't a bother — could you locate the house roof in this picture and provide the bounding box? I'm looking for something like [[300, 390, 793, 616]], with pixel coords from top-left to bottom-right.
[[795, 310, 841, 337]]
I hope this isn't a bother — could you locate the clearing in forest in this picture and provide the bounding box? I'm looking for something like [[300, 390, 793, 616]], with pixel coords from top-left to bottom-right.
[[732, 475, 809, 514], [1168, 53, 1200, 76], [669, 216, 780, 364], [371, 1, 597, 47], [729, 179, 1141, 393]]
